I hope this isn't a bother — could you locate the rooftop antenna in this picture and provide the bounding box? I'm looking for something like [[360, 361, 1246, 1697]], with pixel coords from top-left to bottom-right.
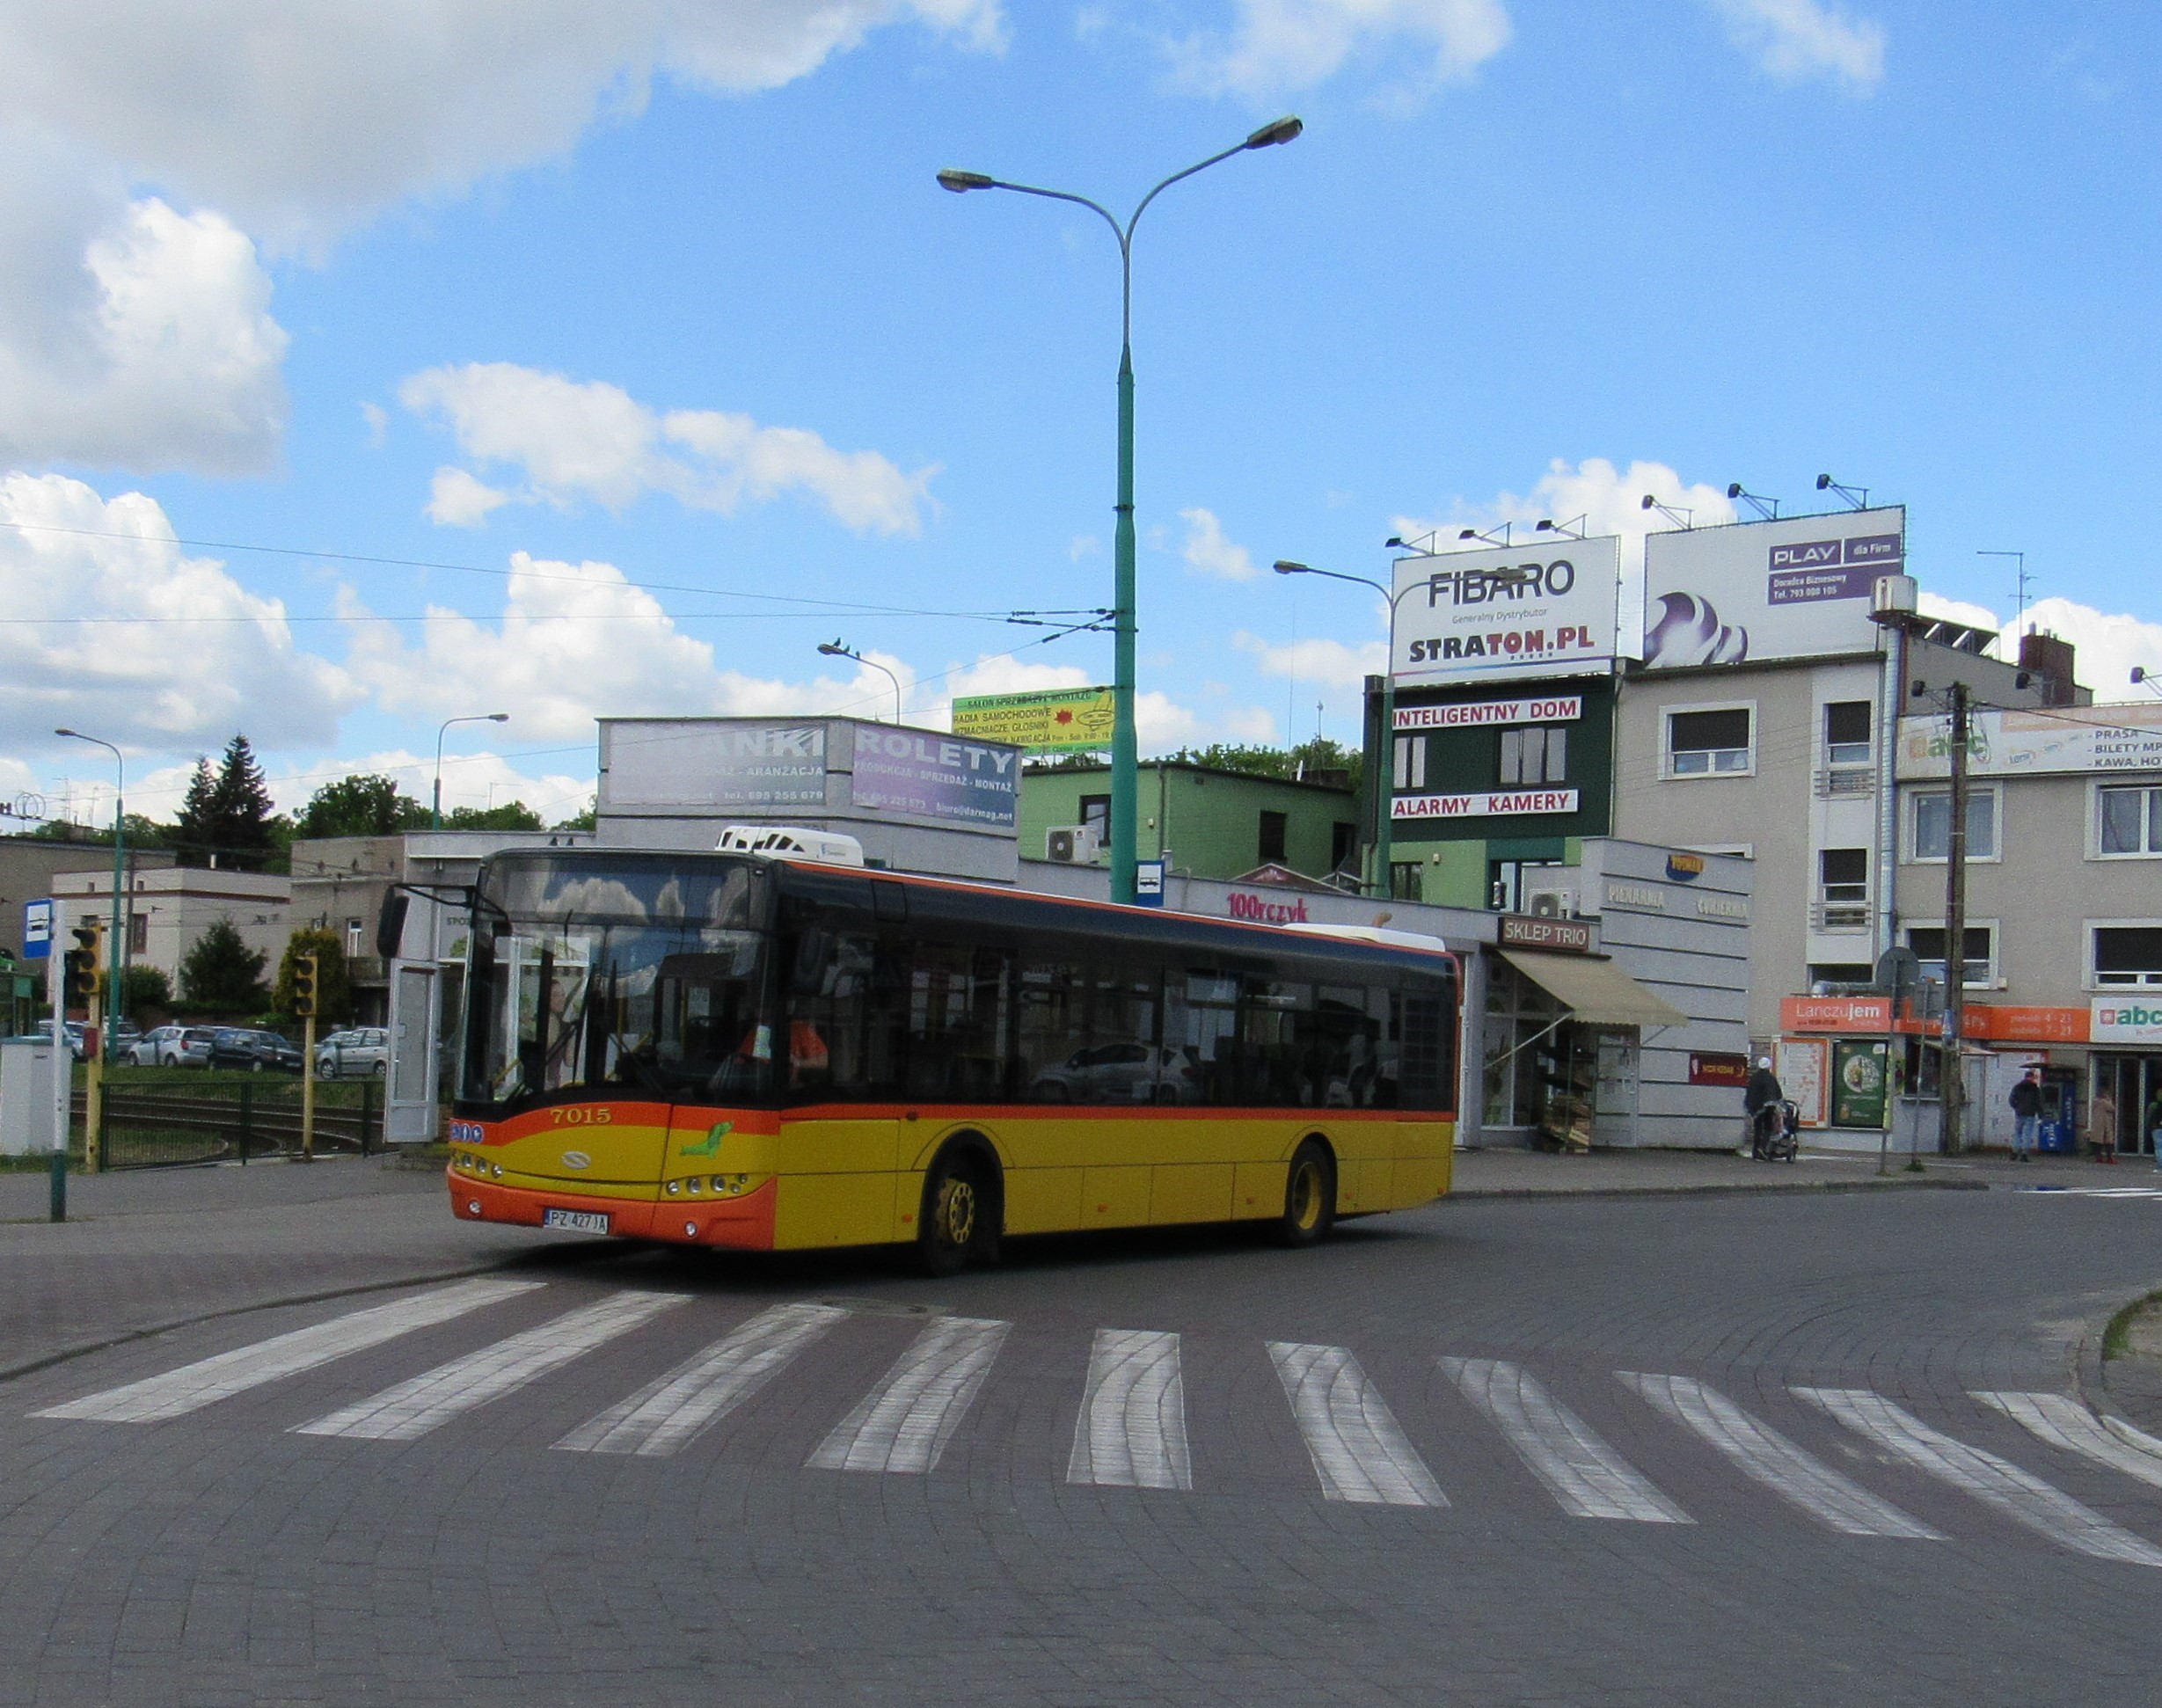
[[1978, 550, 2030, 632], [1534, 515, 1589, 539], [1726, 482, 1781, 522], [1640, 494, 1694, 529], [1815, 472, 1870, 512]]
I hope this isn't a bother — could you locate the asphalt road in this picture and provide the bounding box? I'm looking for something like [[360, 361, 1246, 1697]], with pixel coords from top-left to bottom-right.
[[6, 1184, 2162, 1705]]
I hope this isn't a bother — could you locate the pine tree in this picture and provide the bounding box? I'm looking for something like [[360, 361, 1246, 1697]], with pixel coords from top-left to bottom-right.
[[210, 735, 279, 872], [174, 757, 217, 869], [178, 920, 271, 1017]]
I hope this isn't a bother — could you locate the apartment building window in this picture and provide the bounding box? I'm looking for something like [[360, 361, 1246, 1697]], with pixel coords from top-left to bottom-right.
[[347, 917, 366, 957], [2097, 785, 2162, 857], [1665, 706, 1752, 776], [1906, 924, 1995, 989], [1330, 821, 1357, 872], [2093, 925, 2162, 988], [1079, 795, 1110, 842], [1823, 700, 1872, 766], [1910, 788, 1998, 861], [1500, 726, 1567, 785], [128, 912, 148, 955], [1258, 811, 1288, 865], [1819, 849, 1867, 902], [1392, 734, 1428, 791]]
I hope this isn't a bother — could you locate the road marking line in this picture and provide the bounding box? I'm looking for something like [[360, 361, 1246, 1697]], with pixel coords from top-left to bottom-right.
[[1067, 1329, 1192, 1490], [554, 1303, 848, 1456], [1794, 1387, 2162, 1567], [2104, 1413, 2162, 1460], [1268, 1342, 1446, 1507], [2017, 1187, 2162, 1198], [1619, 1372, 1941, 1538], [292, 1291, 686, 1442], [1971, 1391, 2162, 1495], [807, 1316, 1008, 1473], [33, 1280, 546, 1423], [1442, 1357, 1690, 1523]]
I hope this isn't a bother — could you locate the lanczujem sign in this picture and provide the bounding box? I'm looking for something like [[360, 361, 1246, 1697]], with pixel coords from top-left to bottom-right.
[[1394, 789, 1578, 821]]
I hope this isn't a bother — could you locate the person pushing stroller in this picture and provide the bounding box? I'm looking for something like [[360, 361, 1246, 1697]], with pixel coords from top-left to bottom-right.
[[1742, 1056, 1796, 1161]]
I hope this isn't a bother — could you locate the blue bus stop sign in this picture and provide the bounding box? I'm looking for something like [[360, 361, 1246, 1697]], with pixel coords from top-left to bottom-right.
[[1134, 861, 1165, 908], [22, 899, 52, 960]]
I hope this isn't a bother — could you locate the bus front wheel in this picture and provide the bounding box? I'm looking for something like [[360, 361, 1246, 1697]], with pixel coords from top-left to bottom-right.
[[917, 1149, 998, 1277], [1275, 1141, 1336, 1249]]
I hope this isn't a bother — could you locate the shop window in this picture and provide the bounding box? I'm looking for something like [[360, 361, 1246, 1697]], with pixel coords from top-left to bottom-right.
[[1079, 795, 1110, 841], [2097, 785, 2162, 857], [1665, 706, 1752, 777], [1818, 848, 1867, 903], [2093, 925, 2162, 988], [1823, 700, 1872, 767], [1500, 726, 1568, 785], [1258, 810, 1288, 864], [1910, 788, 1998, 861], [1392, 734, 1427, 791], [1905, 924, 1994, 989]]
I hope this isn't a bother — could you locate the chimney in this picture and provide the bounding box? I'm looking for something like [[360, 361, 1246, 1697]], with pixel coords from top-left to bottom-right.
[[2018, 631, 2078, 707]]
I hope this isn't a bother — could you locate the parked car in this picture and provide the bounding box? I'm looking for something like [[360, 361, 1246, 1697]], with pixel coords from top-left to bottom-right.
[[315, 1026, 390, 1079], [206, 1027, 304, 1073], [131, 1024, 208, 1068]]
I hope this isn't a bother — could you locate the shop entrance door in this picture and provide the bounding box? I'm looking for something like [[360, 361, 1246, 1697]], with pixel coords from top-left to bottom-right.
[[2105, 1055, 2162, 1158]]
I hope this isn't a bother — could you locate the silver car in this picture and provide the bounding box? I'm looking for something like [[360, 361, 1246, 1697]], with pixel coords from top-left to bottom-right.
[[133, 1024, 215, 1068], [315, 1026, 389, 1079]]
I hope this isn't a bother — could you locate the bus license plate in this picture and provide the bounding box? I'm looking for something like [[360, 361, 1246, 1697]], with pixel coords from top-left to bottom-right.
[[542, 1208, 610, 1234]]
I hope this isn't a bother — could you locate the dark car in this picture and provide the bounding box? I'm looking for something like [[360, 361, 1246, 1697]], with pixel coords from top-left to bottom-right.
[[206, 1027, 304, 1073]]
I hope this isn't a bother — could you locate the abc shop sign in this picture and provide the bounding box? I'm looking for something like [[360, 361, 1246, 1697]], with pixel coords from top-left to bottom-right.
[[2092, 998, 2162, 1045]]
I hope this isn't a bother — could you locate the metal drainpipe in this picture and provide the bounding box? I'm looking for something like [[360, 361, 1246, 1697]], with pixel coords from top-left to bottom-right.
[[1873, 620, 1905, 965]]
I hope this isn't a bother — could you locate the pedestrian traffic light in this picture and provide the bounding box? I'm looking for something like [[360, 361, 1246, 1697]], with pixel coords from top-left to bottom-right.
[[292, 952, 318, 1018], [63, 922, 102, 1009]]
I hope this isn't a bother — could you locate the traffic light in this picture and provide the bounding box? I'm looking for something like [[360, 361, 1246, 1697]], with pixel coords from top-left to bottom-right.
[[292, 952, 318, 1018], [63, 922, 102, 1010]]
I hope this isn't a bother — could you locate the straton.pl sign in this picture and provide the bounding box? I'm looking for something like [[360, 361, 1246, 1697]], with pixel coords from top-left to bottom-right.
[[1391, 537, 1620, 687]]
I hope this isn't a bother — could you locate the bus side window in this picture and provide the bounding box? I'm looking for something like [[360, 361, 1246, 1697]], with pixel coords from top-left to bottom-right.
[[1166, 973, 1239, 1106], [786, 932, 902, 1097], [905, 944, 1010, 1100], [1018, 957, 1086, 1102], [1394, 988, 1450, 1111]]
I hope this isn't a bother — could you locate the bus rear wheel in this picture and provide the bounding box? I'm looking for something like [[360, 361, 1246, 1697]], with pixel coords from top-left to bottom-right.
[[1275, 1140, 1336, 1248], [917, 1150, 997, 1277]]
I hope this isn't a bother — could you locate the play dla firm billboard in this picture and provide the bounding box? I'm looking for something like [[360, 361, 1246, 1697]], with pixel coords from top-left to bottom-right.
[[1391, 536, 1621, 687], [1640, 507, 1905, 669]]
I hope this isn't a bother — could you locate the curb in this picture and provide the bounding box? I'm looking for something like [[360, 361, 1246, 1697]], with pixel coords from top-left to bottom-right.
[[1448, 1177, 1990, 1202]]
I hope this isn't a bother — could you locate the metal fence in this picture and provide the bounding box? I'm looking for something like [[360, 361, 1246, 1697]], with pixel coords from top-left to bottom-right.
[[77, 1081, 383, 1169]]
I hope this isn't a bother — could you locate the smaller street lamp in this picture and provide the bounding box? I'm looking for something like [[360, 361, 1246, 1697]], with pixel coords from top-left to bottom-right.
[[818, 640, 904, 724], [434, 713, 509, 829]]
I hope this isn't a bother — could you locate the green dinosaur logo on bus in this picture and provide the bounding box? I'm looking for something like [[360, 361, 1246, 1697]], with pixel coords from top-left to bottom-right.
[[679, 1120, 732, 1158]]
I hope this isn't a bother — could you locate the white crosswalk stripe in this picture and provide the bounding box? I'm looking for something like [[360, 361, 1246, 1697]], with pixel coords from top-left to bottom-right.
[[807, 1316, 1008, 1473], [1619, 1372, 1940, 1538], [2016, 1186, 2162, 1198], [1443, 1357, 1690, 1523], [1794, 1387, 2162, 1567], [293, 1291, 687, 1442], [1970, 1390, 2162, 1495], [1068, 1329, 1192, 1490], [555, 1303, 847, 1457], [1268, 1342, 1445, 1507], [32, 1279, 544, 1424]]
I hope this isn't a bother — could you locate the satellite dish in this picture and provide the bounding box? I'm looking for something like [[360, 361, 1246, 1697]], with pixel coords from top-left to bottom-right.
[[1875, 947, 1922, 996]]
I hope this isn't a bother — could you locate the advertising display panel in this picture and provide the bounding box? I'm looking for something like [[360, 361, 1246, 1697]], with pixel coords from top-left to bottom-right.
[[1391, 536, 1620, 686], [1640, 507, 1905, 669], [1776, 1036, 1831, 1129], [952, 686, 1114, 755], [1898, 703, 2162, 781], [603, 720, 831, 810], [1830, 1037, 1891, 1128], [1393, 693, 1581, 730], [848, 726, 1020, 829]]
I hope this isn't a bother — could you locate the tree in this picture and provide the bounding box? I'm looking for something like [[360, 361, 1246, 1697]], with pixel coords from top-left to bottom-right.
[[178, 920, 270, 1016], [295, 774, 429, 840], [209, 735, 280, 871], [1167, 738, 1362, 793], [174, 757, 217, 867], [274, 927, 351, 1026], [23, 814, 171, 849], [552, 797, 597, 832], [121, 965, 172, 1022], [446, 801, 544, 831]]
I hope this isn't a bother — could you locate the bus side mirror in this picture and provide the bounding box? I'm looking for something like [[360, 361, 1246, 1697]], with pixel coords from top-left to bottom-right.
[[376, 892, 411, 960]]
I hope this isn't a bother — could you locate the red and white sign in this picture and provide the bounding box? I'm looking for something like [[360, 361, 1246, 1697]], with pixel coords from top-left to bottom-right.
[[1393, 696, 1582, 731], [1225, 891, 1312, 925], [1393, 789, 1578, 821], [1779, 995, 1892, 1033]]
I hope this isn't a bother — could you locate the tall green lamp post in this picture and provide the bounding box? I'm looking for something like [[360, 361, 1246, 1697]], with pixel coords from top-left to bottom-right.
[[937, 117, 1303, 903]]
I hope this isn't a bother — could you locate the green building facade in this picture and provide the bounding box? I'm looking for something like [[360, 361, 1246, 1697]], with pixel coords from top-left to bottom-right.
[[1019, 762, 1360, 883]]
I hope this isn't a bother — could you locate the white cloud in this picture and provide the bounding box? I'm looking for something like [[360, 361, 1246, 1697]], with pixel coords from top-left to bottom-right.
[[425, 465, 512, 527], [401, 362, 935, 535], [1916, 590, 2002, 633], [1917, 592, 2162, 703], [1172, 0, 1510, 99], [1138, 690, 1277, 749], [1178, 506, 1260, 580], [1235, 631, 1387, 688], [1706, 0, 1884, 91], [360, 401, 388, 446], [0, 472, 355, 755]]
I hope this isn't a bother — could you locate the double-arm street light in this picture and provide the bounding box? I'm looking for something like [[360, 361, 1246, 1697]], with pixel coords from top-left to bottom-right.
[[54, 728, 124, 1039], [818, 640, 903, 724], [939, 116, 1303, 904], [434, 713, 508, 829], [1270, 562, 1417, 897]]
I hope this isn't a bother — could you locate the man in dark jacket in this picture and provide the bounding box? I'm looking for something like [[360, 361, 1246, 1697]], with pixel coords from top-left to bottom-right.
[[2009, 1068, 2042, 1162], [1743, 1057, 1784, 1157]]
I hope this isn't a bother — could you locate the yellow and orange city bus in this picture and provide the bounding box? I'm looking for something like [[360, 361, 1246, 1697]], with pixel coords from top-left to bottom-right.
[[444, 848, 1459, 1272]]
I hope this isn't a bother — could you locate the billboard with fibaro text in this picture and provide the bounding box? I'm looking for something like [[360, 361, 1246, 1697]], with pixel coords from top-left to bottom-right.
[[1640, 506, 1905, 669], [1390, 536, 1621, 686]]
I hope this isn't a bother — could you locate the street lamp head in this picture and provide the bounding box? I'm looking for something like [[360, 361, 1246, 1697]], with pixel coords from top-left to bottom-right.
[[2135, 666, 2150, 684], [1244, 115, 1304, 150], [486, 712, 508, 723], [937, 169, 995, 193], [817, 639, 852, 658], [55, 727, 79, 739], [1272, 559, 1311, 575], [1384, 536, 1407, 551]]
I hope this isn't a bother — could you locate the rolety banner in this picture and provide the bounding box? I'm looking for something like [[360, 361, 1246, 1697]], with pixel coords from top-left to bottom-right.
[[848, 726, 1020, 829], [1391, 537, 1620, 686]]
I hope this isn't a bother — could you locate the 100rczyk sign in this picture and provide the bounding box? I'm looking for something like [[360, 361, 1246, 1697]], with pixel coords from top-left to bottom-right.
[[1391, 536, 1621, 686]]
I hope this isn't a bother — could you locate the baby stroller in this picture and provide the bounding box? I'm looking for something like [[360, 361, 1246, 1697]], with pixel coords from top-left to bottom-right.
[[1752, 1099, 1800, 1164]]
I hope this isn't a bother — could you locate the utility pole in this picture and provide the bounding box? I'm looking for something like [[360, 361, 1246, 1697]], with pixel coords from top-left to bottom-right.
[[1940, 682, 1970, 1155]]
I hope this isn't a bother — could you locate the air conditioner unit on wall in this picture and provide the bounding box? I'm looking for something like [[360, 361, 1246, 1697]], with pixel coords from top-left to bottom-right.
[[1046, 825, 1102, 865], [1525, 882, 1578, 918]]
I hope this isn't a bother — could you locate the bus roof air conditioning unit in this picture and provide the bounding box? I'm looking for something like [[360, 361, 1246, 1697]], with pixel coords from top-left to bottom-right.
[[1046, 825, 1102, 865], [715, 826, 866, 867]]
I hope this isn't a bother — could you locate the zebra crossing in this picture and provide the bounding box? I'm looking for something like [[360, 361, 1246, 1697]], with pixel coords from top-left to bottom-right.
[[29, 1281, 2162, 1566], [2017, 1185, 2162, 1198]]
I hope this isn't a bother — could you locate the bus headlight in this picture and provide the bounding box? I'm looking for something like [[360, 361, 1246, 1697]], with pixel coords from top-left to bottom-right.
[[687, 1177, 705, 1194], [665, 1179, 681, 1195]]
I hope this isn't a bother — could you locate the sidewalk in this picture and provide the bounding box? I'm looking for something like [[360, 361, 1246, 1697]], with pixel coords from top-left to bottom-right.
[[1451, 1143, 2109, 1197]]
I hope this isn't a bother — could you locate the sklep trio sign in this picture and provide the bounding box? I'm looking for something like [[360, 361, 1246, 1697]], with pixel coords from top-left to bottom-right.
[[1391, 537, 1621, 687]]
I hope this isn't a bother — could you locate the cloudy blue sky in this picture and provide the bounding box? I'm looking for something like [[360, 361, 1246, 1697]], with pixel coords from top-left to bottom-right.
[[3, 1, 2158, 828]]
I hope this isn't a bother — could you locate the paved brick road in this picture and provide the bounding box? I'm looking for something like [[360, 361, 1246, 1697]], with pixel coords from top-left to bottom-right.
[[5, 1170, 2162, 1704]]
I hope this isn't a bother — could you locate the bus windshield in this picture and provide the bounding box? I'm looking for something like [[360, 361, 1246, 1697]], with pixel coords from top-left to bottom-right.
[[458, 853, 774, 1113]]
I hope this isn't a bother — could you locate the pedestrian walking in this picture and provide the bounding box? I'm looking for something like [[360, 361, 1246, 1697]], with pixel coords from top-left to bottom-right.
[[2008, 1067, 2041, 1162], [1743, 1056, 1784, 1159], [2090, 1084, 2117, 1164]]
